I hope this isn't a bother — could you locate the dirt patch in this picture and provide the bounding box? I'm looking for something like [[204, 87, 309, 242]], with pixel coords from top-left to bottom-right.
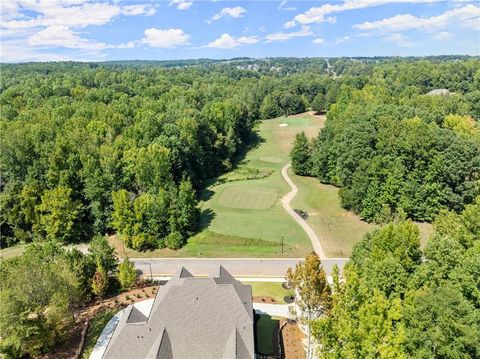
[[280, 319, 306, 359]]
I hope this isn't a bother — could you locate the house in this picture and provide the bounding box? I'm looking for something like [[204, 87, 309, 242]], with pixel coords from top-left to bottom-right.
[[102, 266, 255, 359], [426, 88, 451, 96]]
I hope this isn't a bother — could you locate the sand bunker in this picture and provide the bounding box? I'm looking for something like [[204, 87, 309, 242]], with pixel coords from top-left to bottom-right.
[[279, 123, 288, 127]]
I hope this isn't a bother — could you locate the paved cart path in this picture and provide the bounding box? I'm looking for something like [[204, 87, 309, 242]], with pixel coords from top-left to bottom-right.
[[281, 164, 327, 259]]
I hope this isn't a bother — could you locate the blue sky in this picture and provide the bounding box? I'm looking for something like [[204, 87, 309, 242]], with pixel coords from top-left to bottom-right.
[[1, 0, 479, 62]]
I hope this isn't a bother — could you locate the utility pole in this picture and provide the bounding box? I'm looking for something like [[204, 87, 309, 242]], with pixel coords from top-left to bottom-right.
[[281, 235, 284, 254]]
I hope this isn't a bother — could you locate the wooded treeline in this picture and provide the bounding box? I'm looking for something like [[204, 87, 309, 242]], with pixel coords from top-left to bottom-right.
[[0, 236, 136, 358], [313, 199, 480, 358], [291, 58, 480, 223]]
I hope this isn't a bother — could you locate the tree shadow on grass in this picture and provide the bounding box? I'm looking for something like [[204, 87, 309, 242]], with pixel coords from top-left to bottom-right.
[[197, 208, 216, 231], [200, 130, 266, 191], [231, 130, 265, 169]]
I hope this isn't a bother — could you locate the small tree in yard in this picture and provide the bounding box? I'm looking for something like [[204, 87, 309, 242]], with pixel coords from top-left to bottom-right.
[[287, 252, 332, 359], [91, 263, 108, 299], [117, 257, 137, 291]]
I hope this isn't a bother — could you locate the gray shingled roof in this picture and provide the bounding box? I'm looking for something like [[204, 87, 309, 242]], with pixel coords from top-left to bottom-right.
[[103, 266, 254, 359]]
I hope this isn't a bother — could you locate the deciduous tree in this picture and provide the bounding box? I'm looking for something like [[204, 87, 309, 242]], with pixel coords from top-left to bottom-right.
[[287, 252, 331, 359]]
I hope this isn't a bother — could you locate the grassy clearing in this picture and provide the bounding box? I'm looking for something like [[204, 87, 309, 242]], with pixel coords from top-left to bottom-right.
[[289, 171, 377, 257], [0, 242, 89, 259], [256, 315, 279, 355], [289, 170, 433, 256], [0, 244, 26, 259], [185, 113, 325, 258], [81, 309, 116, 359], [217, 184, 278, 210], [243, 282, 293, 304]]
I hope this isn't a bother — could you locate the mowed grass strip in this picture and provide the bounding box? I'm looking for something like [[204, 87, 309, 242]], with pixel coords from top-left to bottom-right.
[[110, 231, 289, 258], [81, 309, 116, 359], [217, 185, 278, 210], [289, 170, 377, 257]]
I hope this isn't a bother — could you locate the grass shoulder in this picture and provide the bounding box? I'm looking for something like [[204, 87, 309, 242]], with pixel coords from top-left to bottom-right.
[[81, 309, 116, 359]]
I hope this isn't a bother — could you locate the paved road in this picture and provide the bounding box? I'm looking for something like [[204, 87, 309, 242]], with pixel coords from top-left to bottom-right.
[[281, 163, 327, 259], [132, 258, 348, 278]]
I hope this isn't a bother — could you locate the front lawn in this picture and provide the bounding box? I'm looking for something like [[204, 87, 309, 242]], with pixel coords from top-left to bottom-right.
[[244, 282, 294, 304]]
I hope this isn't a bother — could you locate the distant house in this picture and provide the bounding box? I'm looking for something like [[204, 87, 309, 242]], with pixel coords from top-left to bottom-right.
[[426, 88, 451, 96], [102, 266, 255, 359]]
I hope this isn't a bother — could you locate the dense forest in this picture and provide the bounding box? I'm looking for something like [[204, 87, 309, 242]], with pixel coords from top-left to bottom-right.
[[1, 57, 480, 252], [313, 199, 480, 358], [291, 58, 480, 223]]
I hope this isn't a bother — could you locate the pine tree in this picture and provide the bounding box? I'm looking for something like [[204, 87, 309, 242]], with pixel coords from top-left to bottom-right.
[[290, 131, 312, 176], [117, 257, 137, 291], [91, 263, 108, 299]]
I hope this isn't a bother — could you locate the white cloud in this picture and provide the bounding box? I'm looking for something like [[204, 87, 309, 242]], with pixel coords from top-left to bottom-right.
[[27, 25, 138, 50], [169, 0, 193, 10], [335, 35, 350, 43], [1, 40, 78, 62], [210, 7, 246, 22], [285, 0, 440, 28], [27, 25, 107, 50], [0, 1, 160, 60], [384, 33, 413, 46], [122, 4, 156, 16], [207, 33, 258, 49], [432, 31, 455, 40], [278, 1, 296, 11], [1, 1, 157, 31], [312, 38, 325, 44], [265, 26, 313, 42], [354, 5, 480, 31], [115, 41, 137, 49], [1, 0, 22, 21], [326, 16, 337, 24], [1, 2, 121, 30], [142, 28, 190, 48]]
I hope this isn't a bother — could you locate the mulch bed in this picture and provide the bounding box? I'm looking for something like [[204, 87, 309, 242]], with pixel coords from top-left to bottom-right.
[[280, 319, 306, 359], [253, 295, 279, 304]]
